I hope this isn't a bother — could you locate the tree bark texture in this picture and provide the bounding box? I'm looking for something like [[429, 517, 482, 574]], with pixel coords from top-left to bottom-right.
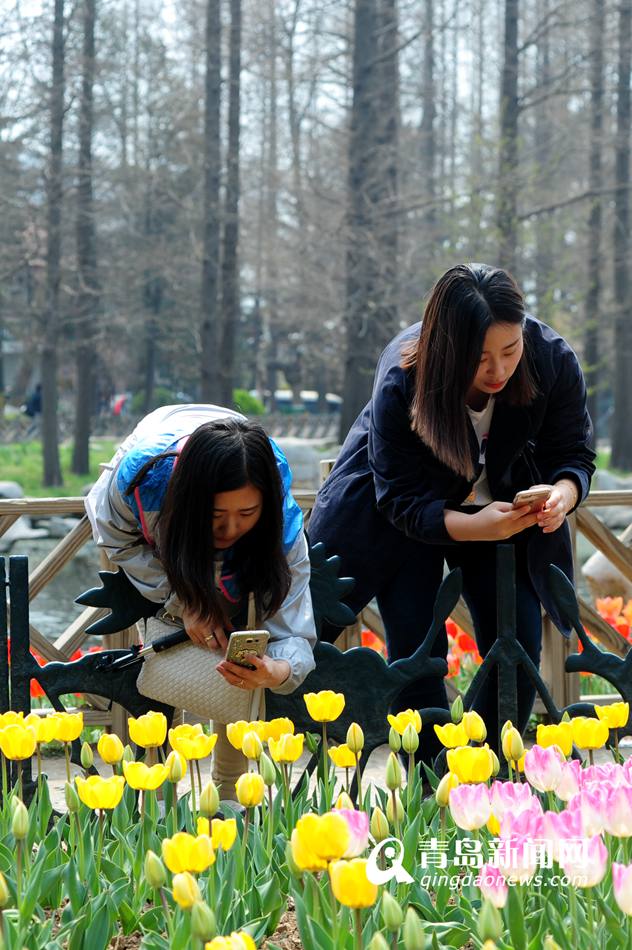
[[496, 0, 519, 274], [200, 0, 222, 403], [72, 0, 100, 474]]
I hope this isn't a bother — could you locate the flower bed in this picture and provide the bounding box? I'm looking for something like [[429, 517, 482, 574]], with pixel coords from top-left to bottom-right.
[[0, 692, 631, 949]]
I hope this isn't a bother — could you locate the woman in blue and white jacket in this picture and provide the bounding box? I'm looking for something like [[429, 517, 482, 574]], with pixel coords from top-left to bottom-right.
[[86, 404, 316, 793]]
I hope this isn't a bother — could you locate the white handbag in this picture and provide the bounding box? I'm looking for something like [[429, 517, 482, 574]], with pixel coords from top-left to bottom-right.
[[136, 597, 264, 723]]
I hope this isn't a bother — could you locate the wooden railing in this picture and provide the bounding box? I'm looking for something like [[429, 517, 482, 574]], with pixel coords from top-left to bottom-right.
[[1, 483, 631, 735]]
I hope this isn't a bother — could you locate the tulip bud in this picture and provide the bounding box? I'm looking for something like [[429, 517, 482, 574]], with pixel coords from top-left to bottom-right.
[[370, 806, 389, 842], [385, 752, 402, 790], [199, 781, 220, 818], [144, 850, 167, 889], [477, 899, 503, 942], [0, 870, 8, 908], [450, 695, 464, 723], [191, 901, 217, 941], [166, 750, 186, 783], [80, 742, 93, 770], [241, 731, 263, 761], [259, 751, 277, 787], [388, 727, 402, 753], [64, 780, 80, 814], [490, 749, 500, 776], [509, 730, 524, 762], [381, 892, 404, 932], [386, 791, 405, 825], [346, 723, 364, 754], [500, 720, 513, 742], [544, 937, 563, 950], [368, 935, 390, 950], [11, 800, 29, 841], [285, 840, 302, 877], [435, 772, 458, 808], [401, 723, 419, 754], [561, 710, 571, 723], [304, 732, 320, 756], [403, 906, 425, 949], [122, 744, 135, 762], [335, 792, 354, 810]]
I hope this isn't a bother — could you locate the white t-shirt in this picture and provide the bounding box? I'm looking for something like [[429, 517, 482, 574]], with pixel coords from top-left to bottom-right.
[[463, 397, 495, 506]]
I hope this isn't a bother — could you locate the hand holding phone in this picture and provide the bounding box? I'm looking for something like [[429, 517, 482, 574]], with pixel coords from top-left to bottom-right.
[[512, 485, 552, 511], [225, 630, 270, 670]]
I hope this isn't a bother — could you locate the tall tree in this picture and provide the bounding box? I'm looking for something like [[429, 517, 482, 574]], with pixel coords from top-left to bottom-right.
[[219, 0, 242, 408], [42, 0, 65, 486], [199, 0, 221, 403], [612, 0, 632, 468], [72, 0, 100, 474], [496, 0, 519, 273], [582, 0, 604, 443]]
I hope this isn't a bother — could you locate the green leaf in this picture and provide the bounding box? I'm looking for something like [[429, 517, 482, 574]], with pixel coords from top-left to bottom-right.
[[118, 900, 139, 935], [63, 860, 87, 916], [506, 885, 527, 950], [19, 855, 47, 923], [66, 911, 89, 950], [85, 896, 114, 950]]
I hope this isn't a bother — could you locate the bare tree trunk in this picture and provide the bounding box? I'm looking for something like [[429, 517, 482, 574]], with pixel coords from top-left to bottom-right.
[[420, 0, 436, 234], [219, 0, 242, 408], [261, 0, 280, 408], [612, 0, 632, 468], [199, 0, 221, 403], [497, 0, 519, 273], [583, 0, 604, 444], [533, 0, 553, 328], [72, 0, 100, 474], [340, 0, 379, 438], [42, 0, 64, 486]]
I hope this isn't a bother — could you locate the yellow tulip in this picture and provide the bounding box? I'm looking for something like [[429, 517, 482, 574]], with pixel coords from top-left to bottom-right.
[[204, 934, 256, 950], [24, 714, 57, 744], [241, 731, 263, 761], [0, 724, 37, 760], [268, 733, 304, 763], [226, 721, 250, 751], [172, 871, 202, 909], [462, 711, 487, 742], [435, 772, 459, 807], [170, 732, 217, 761], [434, 722, 469, 748], [235, 773, 265, 807], [304, 691, 345, 723], [346, 723, 364, 753], [487, 812, 501, 835], [0, 711, 23, 728], [594, 702, 630, 730], [162, 832, 216, 873], [536, 722, 573, 757], [328, 744, 357, 769], [335, 792, 355, 810], [122, 761, 169, 790], [97, 733, 124, 765], [386, 709, 422, 735], [211, 818, 238, 851], [264, 717, 295, 741], [75, 774, 125, 810], [501, 726, 524, 763], [329, 858, 378, 908], [166, 750, 187, 782], [129, 711, 167, 749], [570, 716, 609, 750], [49, 712, 83, 743], [446, 745, 494, 783], [291, 813, 351, 868]]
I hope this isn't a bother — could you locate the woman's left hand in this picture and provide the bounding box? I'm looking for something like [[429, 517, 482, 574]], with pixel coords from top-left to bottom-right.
[[536, 479, 578, 534], [216, 654, 291, 690]]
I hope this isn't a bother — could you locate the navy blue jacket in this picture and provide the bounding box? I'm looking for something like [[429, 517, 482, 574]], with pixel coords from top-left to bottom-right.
[[310, 317, 595, 635]]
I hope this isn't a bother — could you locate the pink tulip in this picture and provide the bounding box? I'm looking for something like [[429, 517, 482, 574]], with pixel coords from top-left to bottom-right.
[[493, 832, 538, 884], [540, 808, 583, 863], [602, 786, 632, 838], [622, 758, 632, 785], [555, 759, 582, 802], [500, 797, 543, 839], [336, 809, 370, 857], [449, 783, 491, 831], [524, 744, 564, 793], [582, 763, 625, 788], [567, 789, 606, 837], [477, 862, 508, 908], [490, 780, 535, 819], [612, 862, 632, 915], [560, 834, 607, 888]]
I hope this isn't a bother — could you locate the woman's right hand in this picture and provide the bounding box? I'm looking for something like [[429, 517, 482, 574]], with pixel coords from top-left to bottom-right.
[[182, 607, 229, 652], [445, 501, 538, 542]]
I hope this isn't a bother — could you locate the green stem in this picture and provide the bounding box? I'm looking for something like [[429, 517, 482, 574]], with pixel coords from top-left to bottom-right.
[[1, 751, 7, 806], [440, 806, 447, 846], [507, 760, 513, 783], [36, 745, 42, 801], [190, 770, 197, 829], [324, 875, 339, 946], [345, 767, 350, 795], [195, 760, 203, 798], [322, 723, 330, 809], [64, 743, 71, 783], [170, 781, 178, 835], [159, 887, 175, 943], [355, 752, 363, 810], [585, 888, 595, 931], [353, 908, 363, 950], [267, 785, 274, 855], [391, 789, 401, 839], [17, 760, 22, 801], [407, 752, 414, 808], [16, 840, 22, 906], [589, 749, 594, 767], [97, 809, 104, 876]]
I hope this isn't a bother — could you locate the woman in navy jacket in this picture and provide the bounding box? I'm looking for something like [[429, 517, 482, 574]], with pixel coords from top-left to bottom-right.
[[308, 264, 595, 762]]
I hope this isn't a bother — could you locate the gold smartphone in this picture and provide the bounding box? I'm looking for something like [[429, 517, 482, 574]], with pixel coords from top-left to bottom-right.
[[225, 630, 270, 669], [512, 486, 552, 510]]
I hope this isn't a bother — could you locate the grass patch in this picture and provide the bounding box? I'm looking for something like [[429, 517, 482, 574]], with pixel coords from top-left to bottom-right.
[[0, 440, 118, 496]]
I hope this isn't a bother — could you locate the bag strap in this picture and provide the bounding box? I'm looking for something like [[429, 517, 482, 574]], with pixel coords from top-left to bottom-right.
[[247, 592, 258, 629]]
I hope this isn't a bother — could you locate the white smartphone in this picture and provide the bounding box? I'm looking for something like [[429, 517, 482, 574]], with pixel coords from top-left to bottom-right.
[[512, 486, 552, 510], [225, 630, 270, 669]]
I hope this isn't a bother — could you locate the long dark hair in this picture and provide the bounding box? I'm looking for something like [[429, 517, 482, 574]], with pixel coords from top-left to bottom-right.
[[401, 263, 538, 479], [127, 418, 291, 625]]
